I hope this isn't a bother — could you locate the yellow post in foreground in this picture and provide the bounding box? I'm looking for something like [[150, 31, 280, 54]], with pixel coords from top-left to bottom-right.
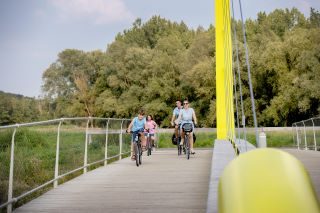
[[219, 149, 320, 213], [215, 0, 235, 140]]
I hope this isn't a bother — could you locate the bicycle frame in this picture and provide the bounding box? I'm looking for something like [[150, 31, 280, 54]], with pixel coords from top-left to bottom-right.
[[184, 132, 191, 159], [132, 131, 143, 167], [182, 123, 193, 160]]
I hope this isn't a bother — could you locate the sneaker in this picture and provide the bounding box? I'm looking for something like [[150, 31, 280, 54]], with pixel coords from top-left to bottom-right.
[[191, 150, 196, 154], [131, 156, 136, 161]]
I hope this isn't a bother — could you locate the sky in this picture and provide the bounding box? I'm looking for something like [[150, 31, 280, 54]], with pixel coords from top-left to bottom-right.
[[0, 0, 319, 98]]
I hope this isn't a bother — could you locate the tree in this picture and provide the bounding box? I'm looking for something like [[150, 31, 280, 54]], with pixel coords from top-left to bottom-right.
[[310, 7, 320, 28], [35, 9, 320, 127]]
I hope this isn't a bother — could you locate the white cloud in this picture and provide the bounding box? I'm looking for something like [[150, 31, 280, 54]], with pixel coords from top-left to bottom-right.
[[50, 0, 134, 24]]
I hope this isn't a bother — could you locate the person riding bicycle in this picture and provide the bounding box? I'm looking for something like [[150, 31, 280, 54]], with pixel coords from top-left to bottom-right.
[[144, 115, 158, 149], [175, 99, 197, 154], [127, 109, 147, 160], [170, 100, 182, 144]]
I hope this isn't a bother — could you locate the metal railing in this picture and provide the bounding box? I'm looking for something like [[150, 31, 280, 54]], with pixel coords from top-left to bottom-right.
[[0, 117, 131, 213], [292, 117, 320, 151]]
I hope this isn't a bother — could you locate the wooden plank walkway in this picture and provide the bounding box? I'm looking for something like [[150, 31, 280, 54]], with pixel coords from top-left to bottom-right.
[[282, 149, 320, 199], [15, 149, 213, 213]]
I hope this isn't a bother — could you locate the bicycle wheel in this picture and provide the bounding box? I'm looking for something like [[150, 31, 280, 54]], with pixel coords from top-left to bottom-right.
[[149, 136, 152, 155], [183, 136, 186, 154], [185, 135, 190, 160], [148, 144, 152, 156], [177, 136, 181, 155], [134, 143, 139, 167], [138, 143, 142, 165], [146, 136, 150, 156], [148, 136, 152, 156]]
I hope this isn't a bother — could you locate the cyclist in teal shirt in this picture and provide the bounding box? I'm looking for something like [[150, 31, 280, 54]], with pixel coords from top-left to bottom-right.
[[127, 109, 147, 160]]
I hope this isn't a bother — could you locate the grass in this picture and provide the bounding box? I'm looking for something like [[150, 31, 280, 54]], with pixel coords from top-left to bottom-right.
[[240, 131, 294, 147], [157, 132, 216, 148], [157, 130, 294, 148], [264, 131, 295, 147]]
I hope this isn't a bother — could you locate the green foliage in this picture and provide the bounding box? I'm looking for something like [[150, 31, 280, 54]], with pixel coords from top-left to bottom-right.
[[40, 10, 319, 127], [310, 7, 320, 28], [0, 91, 40, 125], [157, 132, 216, 148], [240, 8, 320, 126], [1, 8, 319, 127]]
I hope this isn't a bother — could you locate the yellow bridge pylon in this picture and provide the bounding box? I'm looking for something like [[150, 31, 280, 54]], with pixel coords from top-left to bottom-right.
[[215, 0, 235, 141]]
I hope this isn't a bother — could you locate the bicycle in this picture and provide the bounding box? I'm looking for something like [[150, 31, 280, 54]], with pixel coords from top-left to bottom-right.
[[172, 124, 183, 155], [182, 123, 193, 160], [128, 130, 143, 167], [145, 129, 152, 156]]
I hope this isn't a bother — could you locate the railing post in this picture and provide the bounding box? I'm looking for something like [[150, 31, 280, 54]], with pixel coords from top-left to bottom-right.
[[83, 118, 90, 174], [302, 121, 308, 150], [7, 127, 17, 213], [104, 119, 110, 166], [54, 120, 63, 188], [119, 119, 124, 160], [292, 123, 297, 149], [311, 118, 317, 151], [296, 123, 301, 150]]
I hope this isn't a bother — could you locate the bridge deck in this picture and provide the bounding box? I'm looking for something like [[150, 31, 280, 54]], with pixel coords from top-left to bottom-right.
[[15, 149, 212, 213], [282, 149, 320, 199]]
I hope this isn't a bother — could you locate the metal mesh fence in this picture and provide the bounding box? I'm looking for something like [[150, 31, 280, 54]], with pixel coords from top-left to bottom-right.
[[0, 117, 130, 212], [292, 117, 320, 151], [122, 119, 132, 155], [59, 120, 86, 182], [12, 125, 58, 208]]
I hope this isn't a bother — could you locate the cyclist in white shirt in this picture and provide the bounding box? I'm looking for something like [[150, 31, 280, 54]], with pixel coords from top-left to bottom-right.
[[175, 99, 197, 154]]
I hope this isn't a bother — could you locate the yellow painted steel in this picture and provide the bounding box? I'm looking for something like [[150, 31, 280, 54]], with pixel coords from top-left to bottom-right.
[[215, 0, 235, 140], [218, 149, 320, 213]]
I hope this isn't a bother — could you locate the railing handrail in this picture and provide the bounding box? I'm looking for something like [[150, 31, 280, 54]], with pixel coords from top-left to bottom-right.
[[0, 117, 130, 129], [0, 117, 131, 212], [292, 116, 320, 126]]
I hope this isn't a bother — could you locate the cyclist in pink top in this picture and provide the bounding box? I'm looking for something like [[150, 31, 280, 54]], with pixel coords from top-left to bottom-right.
[[144, 115, 158, 149]]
